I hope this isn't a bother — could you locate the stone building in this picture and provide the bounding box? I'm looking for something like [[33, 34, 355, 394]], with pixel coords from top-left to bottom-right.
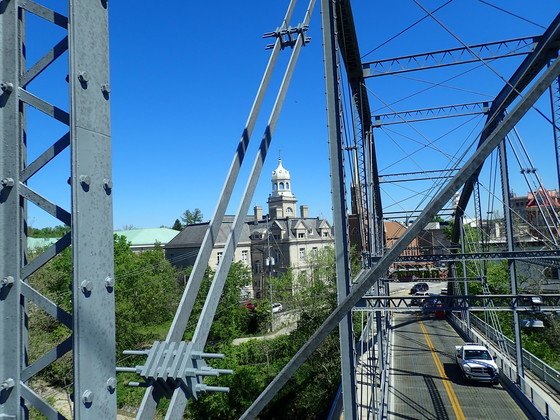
[[165, 158, 334, 299]]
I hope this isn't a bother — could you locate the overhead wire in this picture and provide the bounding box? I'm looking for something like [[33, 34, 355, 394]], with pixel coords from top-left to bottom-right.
[[412, 0, 560, 133], [477, 0, 546, 30], [361, 0, 454, 59]]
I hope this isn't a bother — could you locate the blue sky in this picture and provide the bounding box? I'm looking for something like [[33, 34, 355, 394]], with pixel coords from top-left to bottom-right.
[[24, 1, 560, 229]]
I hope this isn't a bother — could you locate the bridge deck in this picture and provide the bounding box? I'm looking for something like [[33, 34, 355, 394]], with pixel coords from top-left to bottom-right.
[[388, 312, 530, 419]]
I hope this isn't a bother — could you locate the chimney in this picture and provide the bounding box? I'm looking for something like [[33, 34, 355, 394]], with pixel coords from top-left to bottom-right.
[[254, 206, 262, 221], [300, 205, 308, 218]]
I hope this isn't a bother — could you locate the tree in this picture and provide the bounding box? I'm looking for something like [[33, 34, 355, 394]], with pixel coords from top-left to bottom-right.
[[181, 208, 203, 227], [172, 218, 183, 231]]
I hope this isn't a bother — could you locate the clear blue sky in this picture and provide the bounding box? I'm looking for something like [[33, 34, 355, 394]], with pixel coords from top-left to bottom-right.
[[25, 1, 560, 229]]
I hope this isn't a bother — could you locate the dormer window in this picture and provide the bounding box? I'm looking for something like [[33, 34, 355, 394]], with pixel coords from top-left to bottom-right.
[[298, 232, 304, 238]]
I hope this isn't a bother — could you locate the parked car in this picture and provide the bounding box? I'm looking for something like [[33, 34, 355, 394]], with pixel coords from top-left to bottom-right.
[[410, 282, 429, 294], [455, 343, 499, 384], [272, 302, 283, 313], [241, 301, 257, 310]]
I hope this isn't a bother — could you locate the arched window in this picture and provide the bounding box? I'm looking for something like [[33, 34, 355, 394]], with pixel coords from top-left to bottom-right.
[[279, 182, 284, 189], [285, 182, 290, 189], [286, 207, 293, 214], [273, 183, 278, 190]]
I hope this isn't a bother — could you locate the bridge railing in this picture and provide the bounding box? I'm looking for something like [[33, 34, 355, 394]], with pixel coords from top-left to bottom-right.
[[468, 314, 560, 393], [449, 312, 560, 420]]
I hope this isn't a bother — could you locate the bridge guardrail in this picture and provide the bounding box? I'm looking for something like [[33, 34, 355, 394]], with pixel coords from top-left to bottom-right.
[[469, 314, 560, 394]]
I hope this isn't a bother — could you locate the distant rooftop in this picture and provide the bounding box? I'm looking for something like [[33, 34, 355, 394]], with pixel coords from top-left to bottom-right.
[[114, 228, 179, 247]]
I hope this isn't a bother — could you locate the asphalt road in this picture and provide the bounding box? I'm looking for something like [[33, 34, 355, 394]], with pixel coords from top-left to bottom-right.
[[388, 312, 530, 420]]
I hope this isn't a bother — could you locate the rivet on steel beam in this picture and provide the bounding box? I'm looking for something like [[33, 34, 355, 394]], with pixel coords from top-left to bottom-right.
[[101, 84, 111, 94], [81, 280, 93, 294], [0, 82, 13, 93], [104, 276, 114, 289], [103, 179, 113, 190], [82, 389, 94, 405], [0, 378, 15, 391], [78, 71, 89, 83], [0, 276, 14, 288], [1, 178, 14, 187], [79, 175, 91, 187], [106, 377, 117, 392]]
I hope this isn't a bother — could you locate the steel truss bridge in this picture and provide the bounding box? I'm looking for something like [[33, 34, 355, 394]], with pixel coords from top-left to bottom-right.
[[1, 1, 560, 419]]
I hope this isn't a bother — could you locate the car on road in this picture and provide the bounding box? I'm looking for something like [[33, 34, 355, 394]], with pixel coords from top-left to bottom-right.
[[410, 282, 429, 294], [272, 302, 283, 313], [410, 291, 430, 306], [455, 343, 499, 384]]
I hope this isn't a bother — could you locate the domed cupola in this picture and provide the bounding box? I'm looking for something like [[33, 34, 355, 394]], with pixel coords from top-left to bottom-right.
[[271, 158, 294, 198], [268, 158, 297, 219]]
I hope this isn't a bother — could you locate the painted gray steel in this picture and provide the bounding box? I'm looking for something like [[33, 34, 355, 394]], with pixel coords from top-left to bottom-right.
[[241, 46, 560, 420]]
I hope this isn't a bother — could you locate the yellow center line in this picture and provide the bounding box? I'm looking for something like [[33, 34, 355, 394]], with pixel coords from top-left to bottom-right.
[[418, 318, 466, 420]]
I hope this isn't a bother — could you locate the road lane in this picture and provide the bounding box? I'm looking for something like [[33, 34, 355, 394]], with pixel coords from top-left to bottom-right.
[[388, 312, 530, 420]]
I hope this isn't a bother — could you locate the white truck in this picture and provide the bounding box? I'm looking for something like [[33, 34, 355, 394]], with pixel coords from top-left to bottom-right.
[[455, 343, 499, 384]]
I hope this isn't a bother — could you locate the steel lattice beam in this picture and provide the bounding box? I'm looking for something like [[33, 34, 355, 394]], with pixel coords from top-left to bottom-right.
[[1, 1, 116, 418], [373, 101, 490, 126], [363, 36, 539, 78], [356, 294, 560, 311]]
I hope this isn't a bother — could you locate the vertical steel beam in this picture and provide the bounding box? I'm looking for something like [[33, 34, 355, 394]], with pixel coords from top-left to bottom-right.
[[0, 0, 24, 417], [549, 67, 560, 192], [498, 140, 524, 382], [322, 1, 357, 419], [69, 0, 116, 417]]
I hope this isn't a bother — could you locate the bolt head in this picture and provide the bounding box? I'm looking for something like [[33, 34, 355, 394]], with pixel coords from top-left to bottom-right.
[[101, 84, 111, 94], [1, 178, 14, 187], [104, 276, 114, 289], [79, 175, 91, 186], [1, 82, 13, 93], [82, 389, 94, 405], [106, 377, 117, 391], [103, 179, 113, 190], [1, 276, 14, 287], [78, 71, 89, 83], [81, 280, 93, 293]]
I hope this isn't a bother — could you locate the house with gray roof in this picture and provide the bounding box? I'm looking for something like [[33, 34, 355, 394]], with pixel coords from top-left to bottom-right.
[[165, 216, 252, 272]]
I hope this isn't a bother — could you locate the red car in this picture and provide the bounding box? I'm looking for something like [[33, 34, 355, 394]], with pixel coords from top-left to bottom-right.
[[241, 301, 257, 310]]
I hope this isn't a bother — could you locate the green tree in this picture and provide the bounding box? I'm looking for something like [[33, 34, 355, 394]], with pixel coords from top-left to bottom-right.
[[28, 225, 70, 238], [181, 208, 203, 227], [172, 218, 183, 231]]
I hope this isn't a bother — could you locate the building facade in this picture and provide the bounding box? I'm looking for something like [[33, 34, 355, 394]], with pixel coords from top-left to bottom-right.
[[165, 159, 334, 299]]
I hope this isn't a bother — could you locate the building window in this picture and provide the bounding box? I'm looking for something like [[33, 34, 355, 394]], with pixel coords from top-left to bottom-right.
[[242, 250, 248, 264], [286, 207, 293, 214], [275, 250, 281, 265], [217, 252, 223, 264], [286, 182, 290, 189], [323, 231, 329, 237], [274, 234, 280, 240], [279, 182, 285, 189], [255, 260, 261, 274], [312, 247, 318, 254], [298, 232, 304, 238], [299, 248, 305, 259]]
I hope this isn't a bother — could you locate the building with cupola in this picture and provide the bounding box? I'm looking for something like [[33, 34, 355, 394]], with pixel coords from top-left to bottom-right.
[[164, 158, 334, 299], [248, 158, 334, 298]]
